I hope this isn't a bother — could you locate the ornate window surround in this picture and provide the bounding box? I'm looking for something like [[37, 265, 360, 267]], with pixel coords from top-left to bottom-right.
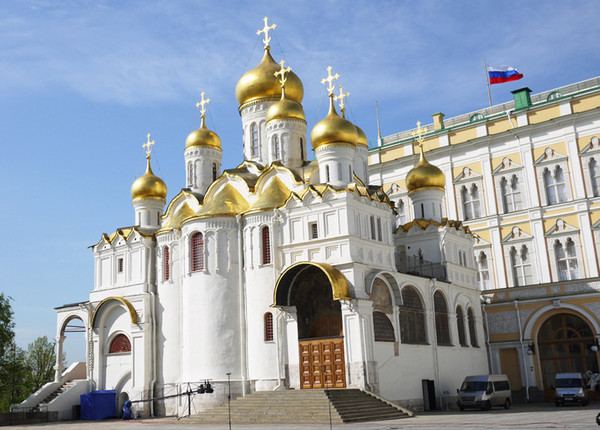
[[492, 157, 525, 213], [454, 167, 484, 221], [501, 226, 537, 287], [545, 219, 583, 282], [534, 147, 572, 206], [580, 136, 600, 198]]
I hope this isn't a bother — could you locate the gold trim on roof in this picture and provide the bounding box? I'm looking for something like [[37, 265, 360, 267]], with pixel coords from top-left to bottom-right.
[[157, 202, 196, 233], [395, 218, 471, 235], [91, 296, 137, 328], [192, 183, 250, 219], [93, 227, 149, 249], [245, 176, 291, 214], [272, 261, 352, 306]]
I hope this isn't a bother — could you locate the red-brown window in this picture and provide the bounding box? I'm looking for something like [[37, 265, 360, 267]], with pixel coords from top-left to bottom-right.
[[399, 286, 427, 344], [163, 246, 170, 281], [468, 308, 478, 347], [434, 291, 451, 346], [117, 257, 124, 273], [456, 306, 467, 346], [109, 334, 131, 354], [373, 311, 395, 342], [310, 222, 318, 239], [264, 312, 273, 342], [262, 226, 271, 265], [191, 232, 204, 272]]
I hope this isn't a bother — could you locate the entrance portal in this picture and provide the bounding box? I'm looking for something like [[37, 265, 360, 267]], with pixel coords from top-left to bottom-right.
[[274, 263, 351, 389], [538, 313, 599, 400]]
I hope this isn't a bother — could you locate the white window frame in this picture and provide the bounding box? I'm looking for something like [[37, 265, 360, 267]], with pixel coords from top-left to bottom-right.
[[475, 250, 491, 290], [534, 148, 571, 206], [545, 219, 583, 282], [580, 136, 600, 198], [502, 227, 537, 288], [454, 167, 484, 221]]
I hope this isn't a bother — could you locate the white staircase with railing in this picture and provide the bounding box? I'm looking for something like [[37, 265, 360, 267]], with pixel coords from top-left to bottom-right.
[[11, 362, 89, 420]]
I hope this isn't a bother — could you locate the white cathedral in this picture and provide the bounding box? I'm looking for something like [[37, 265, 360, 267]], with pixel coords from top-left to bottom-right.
[[46, 19, 488, 417]]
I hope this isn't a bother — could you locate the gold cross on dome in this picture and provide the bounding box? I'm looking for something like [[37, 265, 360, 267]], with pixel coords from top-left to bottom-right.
[[143, 133, 155, 158], [195, 91, 211, 117], [334, 85, 350, 110], [274, 60, 292, 88], [257, 16, 276, 48], [411, 121, 428, 149], [321, 66, 339, 95]]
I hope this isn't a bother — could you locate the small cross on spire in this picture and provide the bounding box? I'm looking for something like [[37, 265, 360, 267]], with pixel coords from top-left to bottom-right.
[[257, 16, 276, 49], [143, 133, 155, 158], [195, 91, 211, 117], [334, 85, 350, 111], [274, 60, 292, 88], [411, 121, 428, 151], [321, 66, 340, 95]]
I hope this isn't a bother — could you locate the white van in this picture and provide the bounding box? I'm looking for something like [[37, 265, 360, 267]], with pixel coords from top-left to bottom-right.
[[457, 374, 512, 411], [553, 372, 589, 406]]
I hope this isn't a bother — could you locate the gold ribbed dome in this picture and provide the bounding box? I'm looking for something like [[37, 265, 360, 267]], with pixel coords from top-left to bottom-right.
[[235, 48, 303, 107], [131, 157, 168, 201], [355, 124, 368, 148], [406, 146, 446, 192], [266, 87, 306, 122], [311, 95, 358, 150], [185, 116, 221, 149]]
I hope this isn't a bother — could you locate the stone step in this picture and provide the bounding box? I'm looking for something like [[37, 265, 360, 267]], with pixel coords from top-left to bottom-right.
[[180, 388, 412, 424]]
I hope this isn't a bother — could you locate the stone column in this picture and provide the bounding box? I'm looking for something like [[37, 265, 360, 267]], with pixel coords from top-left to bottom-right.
[[54, 335, 66, 382], [281, 306, 300, 389]]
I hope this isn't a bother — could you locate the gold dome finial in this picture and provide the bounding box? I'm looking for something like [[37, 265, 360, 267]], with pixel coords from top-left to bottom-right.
[[406, 121, 446, 192], [132, 133, 167, 201], [186, 91, 221, 149], [143, 133, 155, 158], [195, 91, 211, 118], [334, 85, 350, 118], [321, 65, 340, 95], [257, 16, 277, 49], [274, 59, 291, 88]]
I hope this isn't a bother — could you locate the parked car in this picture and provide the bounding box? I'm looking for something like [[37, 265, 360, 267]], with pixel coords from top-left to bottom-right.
[[456, 374, 512, 411], [553, 372, 589, 406]]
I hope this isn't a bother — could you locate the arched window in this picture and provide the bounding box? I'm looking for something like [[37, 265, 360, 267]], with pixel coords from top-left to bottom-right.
[[510, 245, 532, 286], [398, 199, 407, 225], [544, 166, 567, 205], [555, 238, 579, 281], [348, 165, 352, 182], [264, 312, 273, 342], [325, 165, 330, 182], [273, 135, 280, 160], [212, 163, 217, 181], [191, 232, 204, 272], [299, 137, 304, 160], [373, 311, 395, 342], [456, 306, 467, 346], [461, 184, 481, 220], [163, 246, 170, 281], [261, 226, 271, 265], [589, 157, 600, 197], [467, 308, 478, 347], [336, 162, 342, 181], [187, 162, 194, 187], [109, 334, 131, 354], [500, 175, 522, 213], [399, 287, 426, 344], [477, 251, 490, 290], [434, 291, 451, 345], [251, 123, 258, 156]]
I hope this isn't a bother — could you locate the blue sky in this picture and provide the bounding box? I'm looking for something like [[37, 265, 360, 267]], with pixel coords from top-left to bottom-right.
[[1, 1, 598, 363]]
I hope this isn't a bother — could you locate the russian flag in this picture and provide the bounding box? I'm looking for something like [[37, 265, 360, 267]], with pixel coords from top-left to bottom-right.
[[487, 65, 523, 84]]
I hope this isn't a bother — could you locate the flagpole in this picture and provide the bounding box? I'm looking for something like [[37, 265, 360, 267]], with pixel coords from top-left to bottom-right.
[[484, 59, 492, 107]]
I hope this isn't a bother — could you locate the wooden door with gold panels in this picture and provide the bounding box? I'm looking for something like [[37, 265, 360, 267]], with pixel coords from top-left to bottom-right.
[[299, 337, 345, 389]]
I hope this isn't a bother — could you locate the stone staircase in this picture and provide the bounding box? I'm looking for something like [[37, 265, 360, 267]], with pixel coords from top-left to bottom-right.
[[182, 389, 413, 424], [40, 381, 79, 406]]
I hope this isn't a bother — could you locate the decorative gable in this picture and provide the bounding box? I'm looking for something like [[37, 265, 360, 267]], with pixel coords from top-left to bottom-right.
[[579, 136, 600, 155], [534, 147, 568, 166], [492, 157, 523, 175], [544, 219, 580, 237], [501, 226, 533, 244], [453, 166, 482, 184]]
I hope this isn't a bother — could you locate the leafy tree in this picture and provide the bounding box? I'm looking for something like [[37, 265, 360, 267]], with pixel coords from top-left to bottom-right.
[[0, 293, 14, 359], [0, 342, 28, 412], [25, 336, 56, 393]]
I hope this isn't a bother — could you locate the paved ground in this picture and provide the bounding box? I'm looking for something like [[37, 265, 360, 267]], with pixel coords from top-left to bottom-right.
[[5, 403, 600, 429]]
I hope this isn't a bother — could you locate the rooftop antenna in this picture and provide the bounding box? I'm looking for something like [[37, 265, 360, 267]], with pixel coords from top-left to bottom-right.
[[375, 101, 382, 144]]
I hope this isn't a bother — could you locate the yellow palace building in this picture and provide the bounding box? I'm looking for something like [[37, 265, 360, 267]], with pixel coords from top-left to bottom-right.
[[370, 77, 600, 401]]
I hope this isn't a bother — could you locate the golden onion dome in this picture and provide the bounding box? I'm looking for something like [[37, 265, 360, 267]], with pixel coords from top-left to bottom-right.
[[355, 124, 368, 148], [266, 87, 306, 123], [235, 48, 303, 107], [406, 146, 446, 192], [185, 116, 221, 150], [131, 157, 168, 201], [311, 95, 358, 150]]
